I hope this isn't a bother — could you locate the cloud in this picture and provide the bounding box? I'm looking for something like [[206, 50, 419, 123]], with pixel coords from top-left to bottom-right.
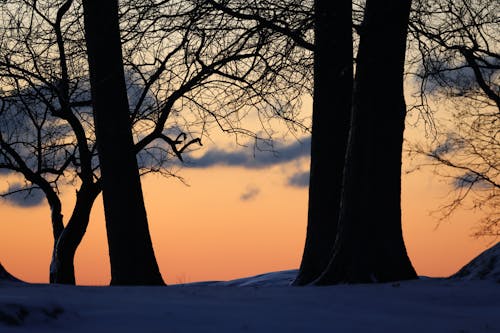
[[287, 171, 310, 188], [1, 183, 45, 207], [186, 136, 311, 169], [0, 168, 14, 175], [240, 186, 260, 201], [431, 135, 464, 156], [419, 56, 498, 95], [454, 172, 492, 190]]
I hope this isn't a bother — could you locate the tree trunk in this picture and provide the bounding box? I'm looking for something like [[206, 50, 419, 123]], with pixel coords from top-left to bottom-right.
[[316, 0, 417, 284], [294, 0, 353, 285], [82, 0, 164, 285], [44, 190, 65, 284], [50, 184, 100, 284], [49, 206, 64, 283]]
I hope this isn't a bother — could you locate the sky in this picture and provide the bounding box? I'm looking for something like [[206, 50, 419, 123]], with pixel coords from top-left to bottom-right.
[[0, 113, 495, 285]]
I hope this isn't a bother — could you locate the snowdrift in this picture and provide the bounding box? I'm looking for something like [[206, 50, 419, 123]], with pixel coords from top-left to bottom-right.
[[451, 241, 500, 283]]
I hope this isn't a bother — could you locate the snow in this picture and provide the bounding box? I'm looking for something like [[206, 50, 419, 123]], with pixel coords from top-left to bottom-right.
[[1, 243, 499, 332], [451, 242, 500, 283], [0, 273, 498, 333]]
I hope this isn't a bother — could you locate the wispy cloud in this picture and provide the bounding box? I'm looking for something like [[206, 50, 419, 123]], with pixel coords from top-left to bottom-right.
[[240, 185, 260, 201], [1, 183, 45, 207], [186, 136, 311, 169], [417, 56, 498, 95], [287, 171, 310, 188], [454, 172, 492, 190]]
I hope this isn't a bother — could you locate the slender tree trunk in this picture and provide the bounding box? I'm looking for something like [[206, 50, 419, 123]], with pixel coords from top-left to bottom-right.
[[82, 0, 164, 285], [294, 0, 353, 285], [316, 0, 417, 284], [43, 189, 65, 284], [49, 205, 64, 283], [50, 184, 100, 284]]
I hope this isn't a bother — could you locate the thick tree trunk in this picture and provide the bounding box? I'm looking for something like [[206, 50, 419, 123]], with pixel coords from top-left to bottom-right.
[[82, 0, 164, 285], [316, 0, 417, 284], [294, 0, 353, 285], [50, 184, 100, 284]]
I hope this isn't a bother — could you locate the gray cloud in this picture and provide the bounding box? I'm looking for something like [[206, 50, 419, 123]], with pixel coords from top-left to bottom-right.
[[454, 172, 492, 190], [186, 136, 311, 169], [431, 135, 464, 156], [0, 168, 14, 175], [287, 171, 310, 188], [1, 183, 45, 207], [419, 56, 498, 95], [240, 186, 260, 201]]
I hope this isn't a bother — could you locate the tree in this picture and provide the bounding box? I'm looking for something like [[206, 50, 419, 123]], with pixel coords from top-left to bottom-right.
[[1, 0, 311, 284], [294, 0, 352, 285], [407, 0, 499, 236], [316, 0, 417, 283], [81, 0, 169, 285], [204, 0, 417, 284], [81, 0, 312, 284], [0, 0, 101, 284]]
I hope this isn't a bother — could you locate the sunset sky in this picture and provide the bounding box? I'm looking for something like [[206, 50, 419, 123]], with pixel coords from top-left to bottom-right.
[[0, 94, 495, 286]]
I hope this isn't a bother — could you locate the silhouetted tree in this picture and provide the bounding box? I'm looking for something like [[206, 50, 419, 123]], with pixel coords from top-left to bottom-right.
[[205, 0, 417, 284], [408, 0, 499, 236], [1, 0, 311, 284], [294, 0, 352, 285], [0, 0, 101, 284], [81, 0, 164, 285], [316, 0, 417, 284]]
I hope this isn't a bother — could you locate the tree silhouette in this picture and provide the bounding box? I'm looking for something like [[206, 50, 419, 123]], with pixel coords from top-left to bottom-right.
[[0, 0, 101, 284], [207, 0, 417, 284], [293, 0, 352, 285], [1, 0, 311, 284], [408, 0, 499, 236], [81, 0, 164, 285], [316, 0, 417, 284]]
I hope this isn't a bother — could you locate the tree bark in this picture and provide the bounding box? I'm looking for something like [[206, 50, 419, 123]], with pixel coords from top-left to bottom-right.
[[82, 0, 164, 285], [50, 184, 100, 284], [316, 0, 417, 284], [294, 0, 353, 285]]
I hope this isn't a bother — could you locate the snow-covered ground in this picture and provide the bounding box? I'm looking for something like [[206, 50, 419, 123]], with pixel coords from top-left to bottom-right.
[[1, 243, 499, 333]]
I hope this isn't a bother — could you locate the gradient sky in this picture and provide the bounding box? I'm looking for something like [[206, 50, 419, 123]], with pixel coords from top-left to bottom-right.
[[0, 117, 495, 285]]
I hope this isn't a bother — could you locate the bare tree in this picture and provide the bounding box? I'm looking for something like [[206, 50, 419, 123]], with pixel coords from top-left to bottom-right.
[[0, 0, 100, 284], [0, 0, 312, 284], [206, 0, 417, 284], [315, 0, 417, 284], [81, 0, 165, 285], [294, 0, 353, 286], [408, 0, 499, 236]]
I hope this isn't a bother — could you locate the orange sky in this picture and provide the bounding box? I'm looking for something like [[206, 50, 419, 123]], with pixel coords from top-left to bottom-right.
[[0, 90, 496, 285], [0, 147, 494, 285]]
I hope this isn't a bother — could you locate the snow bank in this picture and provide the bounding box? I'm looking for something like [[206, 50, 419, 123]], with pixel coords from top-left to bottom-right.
[[0, 277, 499, 333], [190, 269, 297, 287], [0, 263, 22, 283], [451, 242, 500, 283]]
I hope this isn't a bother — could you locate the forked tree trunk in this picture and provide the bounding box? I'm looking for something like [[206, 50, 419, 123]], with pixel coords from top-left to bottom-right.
[[50, 184, 100, 284], [316, 0, 417, 284], [82, 0, 164, 285], [294, 0, 353, 285]]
